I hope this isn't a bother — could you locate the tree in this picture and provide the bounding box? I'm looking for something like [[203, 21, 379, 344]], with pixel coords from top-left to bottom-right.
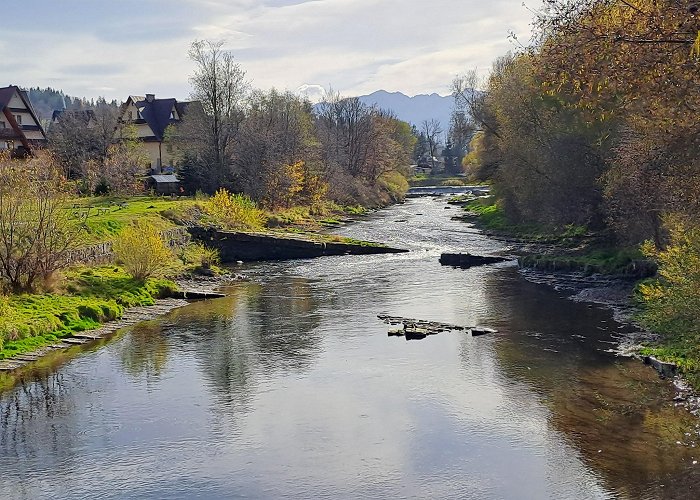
[[316, 93, 415, 205], [185, 39, 249, 191], [420, 119, 443, 170], [82, 124, 149, 195], [0, 152, 81, 293], [232, 89, 322, 208]]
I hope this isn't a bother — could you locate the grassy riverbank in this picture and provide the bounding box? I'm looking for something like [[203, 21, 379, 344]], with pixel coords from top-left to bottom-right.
[[460, 195, 700, 390], [0, 194, 385, 362], [460, 197, 651, 276], [0, 267, 177, 360]]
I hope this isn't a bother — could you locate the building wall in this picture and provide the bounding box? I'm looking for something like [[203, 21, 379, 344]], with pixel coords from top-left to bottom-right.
[[2, 89, 46, 149]]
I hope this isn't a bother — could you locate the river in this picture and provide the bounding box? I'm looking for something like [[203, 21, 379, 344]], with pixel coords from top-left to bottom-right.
[[1, 196, 698, 499]]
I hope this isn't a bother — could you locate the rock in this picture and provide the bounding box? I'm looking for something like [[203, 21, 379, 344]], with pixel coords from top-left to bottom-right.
[[404, 329, 428, 340], [471, 327, 498, 336], [643, 356, 677, 378], [387, 329, 405, 337], [439, 253, 508, 268]]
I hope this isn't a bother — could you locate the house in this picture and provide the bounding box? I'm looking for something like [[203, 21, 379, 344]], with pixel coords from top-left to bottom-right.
[[0, 85, 48, 155], [117, 93, 198, 174], [51, 108, 98, 128]]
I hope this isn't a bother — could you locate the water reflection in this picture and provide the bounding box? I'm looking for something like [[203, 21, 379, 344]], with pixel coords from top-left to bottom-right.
[[0, 197, 697, 499], [479, 268, 699, 496], [119, 321, 170, 381], [0, 372, 78, 467]]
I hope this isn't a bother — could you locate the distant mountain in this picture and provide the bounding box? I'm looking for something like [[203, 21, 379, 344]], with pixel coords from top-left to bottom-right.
[[358, 90, 455, 130]]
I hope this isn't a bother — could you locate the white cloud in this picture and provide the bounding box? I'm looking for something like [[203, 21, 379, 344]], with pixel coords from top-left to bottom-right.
[[3, 0, 539, 101]]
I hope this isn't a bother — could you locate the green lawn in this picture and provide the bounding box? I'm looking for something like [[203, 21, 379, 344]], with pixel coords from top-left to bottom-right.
[[66, 196, 201, 243], [0, 266, 177, 360]]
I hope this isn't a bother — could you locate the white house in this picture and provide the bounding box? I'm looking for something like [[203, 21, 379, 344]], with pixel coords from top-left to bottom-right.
[[0, 85, 47, 155]]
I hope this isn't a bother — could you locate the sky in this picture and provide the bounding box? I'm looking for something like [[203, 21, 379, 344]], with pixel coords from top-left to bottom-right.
[[3, 0, 538, 102]]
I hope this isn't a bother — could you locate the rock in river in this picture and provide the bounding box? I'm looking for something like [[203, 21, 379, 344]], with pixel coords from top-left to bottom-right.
[[439, 253, 508, 268]]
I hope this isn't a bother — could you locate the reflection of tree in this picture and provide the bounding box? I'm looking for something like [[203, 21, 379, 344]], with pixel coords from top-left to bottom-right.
[[474, 269, 697, 496], [119, 320, 170, 380], [169, 278, 322, 409], [0, 372, 79, 469]]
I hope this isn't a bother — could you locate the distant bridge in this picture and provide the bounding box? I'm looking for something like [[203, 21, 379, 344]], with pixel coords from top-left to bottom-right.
[[406, 185, 490, 197]]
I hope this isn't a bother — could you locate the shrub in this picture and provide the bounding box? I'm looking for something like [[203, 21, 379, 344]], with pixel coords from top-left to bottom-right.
[[206, 188, 268, 231], [180, 242, 220, 270], [112, 222, 178, 280], [378, 170, 409, 202], [639, 218, 700, 336]]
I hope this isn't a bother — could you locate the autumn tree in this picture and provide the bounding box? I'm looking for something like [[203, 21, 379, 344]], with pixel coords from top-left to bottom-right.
[[0, 152, 81, 293], [316, 94, 415, 205], [232, 89, 324, 208], [81, 124, 149, 195], [48, 104, 118, 180]]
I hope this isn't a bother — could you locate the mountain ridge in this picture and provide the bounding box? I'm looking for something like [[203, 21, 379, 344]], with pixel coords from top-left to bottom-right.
[[357, 90, 455, 130]]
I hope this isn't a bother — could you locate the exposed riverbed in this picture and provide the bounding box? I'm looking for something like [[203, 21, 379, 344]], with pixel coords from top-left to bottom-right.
[[1, 197, 698, 499]]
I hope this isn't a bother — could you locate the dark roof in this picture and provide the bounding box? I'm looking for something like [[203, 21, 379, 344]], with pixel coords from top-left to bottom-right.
[[52, 109, 96, 123], [150, 174, 179, 183], [135, 97, 177, 141], [0, 86, 16, 109]]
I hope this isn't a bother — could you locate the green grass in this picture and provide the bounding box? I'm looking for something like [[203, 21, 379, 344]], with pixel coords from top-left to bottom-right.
[[639, 326, 700, 388], [0, 266, 177, 360], [519, 247, 647, 275], [67, 196, 201, 243]]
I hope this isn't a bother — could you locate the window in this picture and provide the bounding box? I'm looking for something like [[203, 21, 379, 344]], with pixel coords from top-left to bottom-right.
[[15, 115, 21, 124], [0, 121, 5, 128]]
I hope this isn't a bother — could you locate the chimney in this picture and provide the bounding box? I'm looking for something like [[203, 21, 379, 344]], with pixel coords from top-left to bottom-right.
[[146, 93, 155, 102]]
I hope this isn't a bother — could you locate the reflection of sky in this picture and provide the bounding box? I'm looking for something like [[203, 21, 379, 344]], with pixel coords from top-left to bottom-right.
[[0, 198, 630, 498], [6, 0, 538, 101]]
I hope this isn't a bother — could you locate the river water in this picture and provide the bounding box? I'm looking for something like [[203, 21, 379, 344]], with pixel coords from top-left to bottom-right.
[[1, 197, 699, 499]]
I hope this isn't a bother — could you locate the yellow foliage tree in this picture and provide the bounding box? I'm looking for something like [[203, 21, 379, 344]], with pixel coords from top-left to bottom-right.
[[207, 188, 268, 230], [113, 222, 177, 280], [639, 217, 700, 335]]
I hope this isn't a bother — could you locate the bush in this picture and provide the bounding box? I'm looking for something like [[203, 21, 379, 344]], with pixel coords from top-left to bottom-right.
[[113, 222, 178, 280], [180, 242, 220, 270], [639, 218, 700, 336], [206, 188, 268, 231], [378, 170, 409, 202]]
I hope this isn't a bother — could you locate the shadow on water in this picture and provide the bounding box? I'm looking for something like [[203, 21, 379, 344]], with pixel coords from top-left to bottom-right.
[[479, 268, 700, 499]]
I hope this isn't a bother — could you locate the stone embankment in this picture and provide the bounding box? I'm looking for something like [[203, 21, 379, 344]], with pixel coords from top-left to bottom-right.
[[189, 227, 408, 262]]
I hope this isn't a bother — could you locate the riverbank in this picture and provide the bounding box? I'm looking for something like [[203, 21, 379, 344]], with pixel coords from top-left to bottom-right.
[[0, 266, 242, 368], [0, 195, 401, 368], [453, 194, 700, 404]]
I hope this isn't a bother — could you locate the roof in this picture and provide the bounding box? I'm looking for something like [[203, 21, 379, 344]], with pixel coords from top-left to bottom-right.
[[150, 174, 179, 183], [0, 86, 16, 109], [52, 109, 96, 123], [135, 97, 177, 141], [0, 85, 47, 147]]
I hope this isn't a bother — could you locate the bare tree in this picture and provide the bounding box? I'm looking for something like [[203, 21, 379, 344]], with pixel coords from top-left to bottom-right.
[[187, 40, 249, 189], [0, 152, 82, 293], [420, 119, 443, 170], [47, 104, 118, 179]]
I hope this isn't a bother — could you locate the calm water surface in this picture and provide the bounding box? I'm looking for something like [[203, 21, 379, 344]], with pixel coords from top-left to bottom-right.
[[1, 197, 698, 499]]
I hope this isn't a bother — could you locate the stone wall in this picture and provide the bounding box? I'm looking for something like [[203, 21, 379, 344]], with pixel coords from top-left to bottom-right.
[[65, 227, 191, 266]]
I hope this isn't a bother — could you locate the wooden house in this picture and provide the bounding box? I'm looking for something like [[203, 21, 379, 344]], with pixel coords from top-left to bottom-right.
[[0, 85, 48, 156]]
